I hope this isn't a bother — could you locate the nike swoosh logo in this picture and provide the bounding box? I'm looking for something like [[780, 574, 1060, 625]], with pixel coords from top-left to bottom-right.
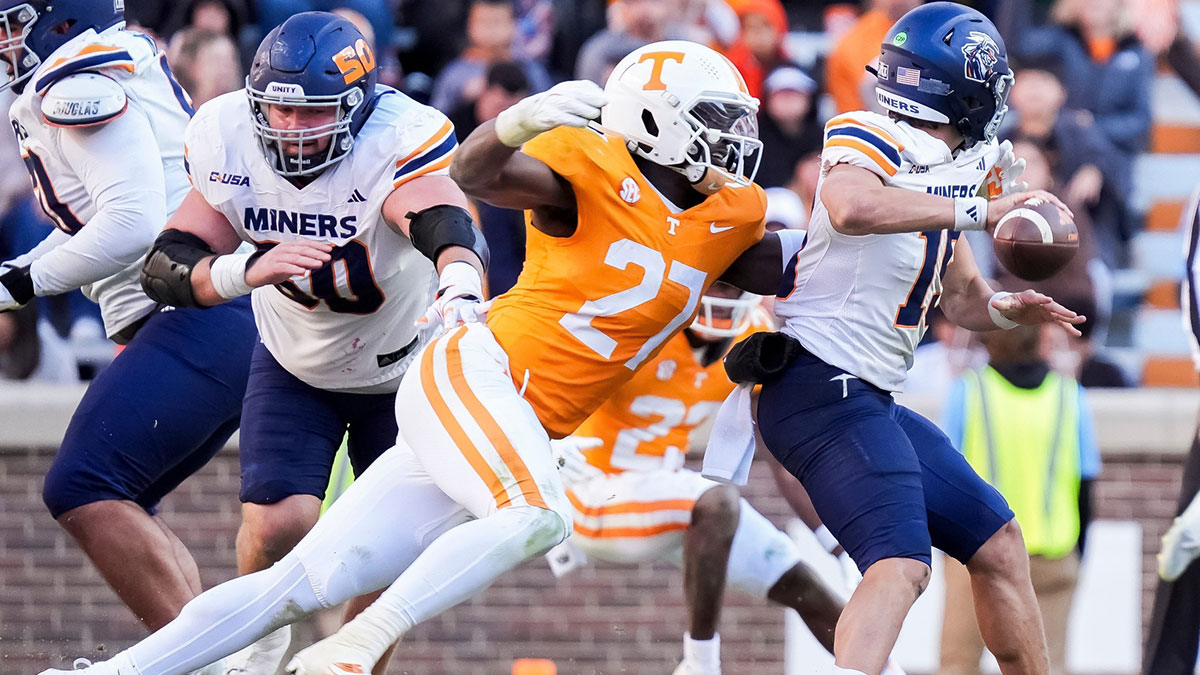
[[710, 222, 733, 233]]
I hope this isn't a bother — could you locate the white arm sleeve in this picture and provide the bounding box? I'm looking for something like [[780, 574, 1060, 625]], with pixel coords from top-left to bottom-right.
[[5, 228, 72, 268], [27, 106, 166, 296]]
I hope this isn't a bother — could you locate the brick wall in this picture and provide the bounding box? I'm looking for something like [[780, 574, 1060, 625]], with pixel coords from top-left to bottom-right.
[[0, 444, 1187, 675]]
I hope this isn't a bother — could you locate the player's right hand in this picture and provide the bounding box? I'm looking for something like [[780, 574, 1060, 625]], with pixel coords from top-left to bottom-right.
[[494, 80, 609, 148], [550, 436, 606, 486], [243, 240, 334, 288], [985, 189, 1073, 234]]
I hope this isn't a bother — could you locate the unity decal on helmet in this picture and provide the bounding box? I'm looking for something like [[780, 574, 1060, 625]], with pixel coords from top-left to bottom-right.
[[961, 31, 1000, 83], [332, 39, 376, 85]]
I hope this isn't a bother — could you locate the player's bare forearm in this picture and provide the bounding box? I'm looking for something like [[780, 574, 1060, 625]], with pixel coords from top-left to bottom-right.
[[822, 164, 957, 236], [382, 176, 487, 274], [450, 119, 575, 210], [938, 237, 1001, 331], [719, 232, 782, 294]]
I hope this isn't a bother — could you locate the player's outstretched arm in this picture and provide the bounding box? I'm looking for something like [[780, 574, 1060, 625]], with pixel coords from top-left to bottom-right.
[[718, 229, 806, 295], [0, 107, 168, 311], [450, 80, 607, 213], [939, 236, 1086, 336], [383, 174, 490, 328], [822, 164, 1072, 236]]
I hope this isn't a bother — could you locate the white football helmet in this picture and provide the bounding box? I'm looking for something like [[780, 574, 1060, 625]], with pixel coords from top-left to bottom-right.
[[602, 40, 762, 193], [691, 282, 761, 339]]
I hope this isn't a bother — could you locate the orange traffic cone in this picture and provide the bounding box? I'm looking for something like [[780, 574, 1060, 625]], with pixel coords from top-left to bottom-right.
[[512, 658, 556, 675]]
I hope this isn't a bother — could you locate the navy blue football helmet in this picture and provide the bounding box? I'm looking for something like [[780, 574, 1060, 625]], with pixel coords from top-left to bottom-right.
[[0, 0, 126, 93], [868, 2, 1013, 147], [246, 11, 379, 178]]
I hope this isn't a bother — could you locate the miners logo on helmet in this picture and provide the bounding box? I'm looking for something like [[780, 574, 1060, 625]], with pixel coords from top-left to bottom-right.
[[601, 40, 762, 194]]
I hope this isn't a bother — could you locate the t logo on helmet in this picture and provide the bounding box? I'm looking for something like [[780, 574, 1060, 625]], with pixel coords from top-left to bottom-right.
[[333, 39, 376, 85], [961, 31, 999, 83], [637, 51, 684, 91]]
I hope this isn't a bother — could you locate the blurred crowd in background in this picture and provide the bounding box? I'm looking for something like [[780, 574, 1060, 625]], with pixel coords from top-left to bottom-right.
[[1, 0, 1197, 395]]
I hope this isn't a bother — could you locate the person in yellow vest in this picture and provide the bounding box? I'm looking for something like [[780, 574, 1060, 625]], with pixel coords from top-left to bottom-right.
[[937, 320, 1100, 675]]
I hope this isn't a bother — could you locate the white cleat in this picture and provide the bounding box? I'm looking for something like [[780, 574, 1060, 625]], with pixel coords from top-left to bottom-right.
[[223, 625, 292, 674], [285, 633, 377, 675], [1160, 493, 1200, 581], [39, 658, 121, 675], [672, 660, 720, 675]]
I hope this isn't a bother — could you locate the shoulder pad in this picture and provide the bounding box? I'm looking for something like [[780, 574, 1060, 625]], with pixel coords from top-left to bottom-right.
[[41, 73, 127, 128]]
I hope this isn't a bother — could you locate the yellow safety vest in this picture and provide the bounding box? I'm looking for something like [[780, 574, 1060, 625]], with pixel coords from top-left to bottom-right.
[[320, 436, 355, 516], [961, 367, 1081, 559]]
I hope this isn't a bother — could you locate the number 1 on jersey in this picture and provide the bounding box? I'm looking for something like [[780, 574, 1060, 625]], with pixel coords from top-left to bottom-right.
[[894, 230, 959, 328]]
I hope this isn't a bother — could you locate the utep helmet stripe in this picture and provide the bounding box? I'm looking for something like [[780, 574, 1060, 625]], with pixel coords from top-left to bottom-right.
[[826, 127, 901, 166], [34, 46, 134, 93], [393, 122, 457, 186]]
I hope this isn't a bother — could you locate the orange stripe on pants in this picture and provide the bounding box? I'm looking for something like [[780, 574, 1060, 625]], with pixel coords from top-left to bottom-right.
[[420, 332, 511, 509], [445, 329, 549, 510], [566, 490, 695, 518], [572, 521, 691, 539]]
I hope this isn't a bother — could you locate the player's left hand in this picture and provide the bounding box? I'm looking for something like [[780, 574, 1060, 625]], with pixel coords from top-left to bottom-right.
[[992, 289, 1086, 337], [550, 436, 605, 486], [417, 261, 488, 330], [986, 139, 1028, 199]]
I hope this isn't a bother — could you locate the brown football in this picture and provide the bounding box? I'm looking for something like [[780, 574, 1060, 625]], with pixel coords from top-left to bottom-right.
[[992, 197, 1079, 281]]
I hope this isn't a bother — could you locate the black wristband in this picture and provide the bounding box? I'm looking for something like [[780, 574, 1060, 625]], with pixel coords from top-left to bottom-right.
[[0, 264, 35, 305]]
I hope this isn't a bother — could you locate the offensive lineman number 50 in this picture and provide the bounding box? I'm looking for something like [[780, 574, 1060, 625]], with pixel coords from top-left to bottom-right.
[[559, 239, 706, 370]]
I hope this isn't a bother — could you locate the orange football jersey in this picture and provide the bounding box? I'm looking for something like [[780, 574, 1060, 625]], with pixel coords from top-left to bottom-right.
[[575, 309, 771, 474], [486, 125, 766, 439]]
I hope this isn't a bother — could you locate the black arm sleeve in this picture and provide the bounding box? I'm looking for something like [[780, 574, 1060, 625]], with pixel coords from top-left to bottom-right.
[[407, 205, 490, 271], [140, 229, 216, 308]]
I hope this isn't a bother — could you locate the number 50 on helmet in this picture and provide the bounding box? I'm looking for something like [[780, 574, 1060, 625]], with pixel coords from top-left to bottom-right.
[[601, 40, 763, 194]]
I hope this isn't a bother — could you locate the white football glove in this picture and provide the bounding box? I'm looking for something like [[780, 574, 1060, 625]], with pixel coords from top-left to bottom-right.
[[987, 139, 1028, 198], [417, 261, 489, 330], [549, 436, 606, 486], [494, 80, 609, 147]]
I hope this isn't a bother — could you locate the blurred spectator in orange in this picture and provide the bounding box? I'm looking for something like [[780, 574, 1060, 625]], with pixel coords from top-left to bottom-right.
[[825, 0, 921, 114], [576, 0, 672, 84], [432, 0, 550, 115], [756, 66, 822, 188], [1008, 67, 1131, 269], [167, 29, 243, 109], [1017, 0, 1152, 266], [723, 0, 791, 97]]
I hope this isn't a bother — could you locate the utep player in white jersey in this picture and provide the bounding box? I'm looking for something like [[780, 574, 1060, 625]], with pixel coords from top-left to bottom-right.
[[712, 4, 1086, 674], [0, 0, 255, 655], [133, 12, 488, 674]]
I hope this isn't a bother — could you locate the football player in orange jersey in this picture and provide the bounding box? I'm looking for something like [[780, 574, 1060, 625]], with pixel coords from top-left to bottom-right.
[[43, 40, 810, 675], [550, 283, 845, 674]]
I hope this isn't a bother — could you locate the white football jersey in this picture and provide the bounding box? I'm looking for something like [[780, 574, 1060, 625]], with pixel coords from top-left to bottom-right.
[[8, 27, 192, 335], [185, 88, 451, 392], [775, 111, 1000, 391]]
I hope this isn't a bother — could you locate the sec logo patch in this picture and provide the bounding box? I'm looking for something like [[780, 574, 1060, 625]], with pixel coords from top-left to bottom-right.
[[619, 177, 640, 204]]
